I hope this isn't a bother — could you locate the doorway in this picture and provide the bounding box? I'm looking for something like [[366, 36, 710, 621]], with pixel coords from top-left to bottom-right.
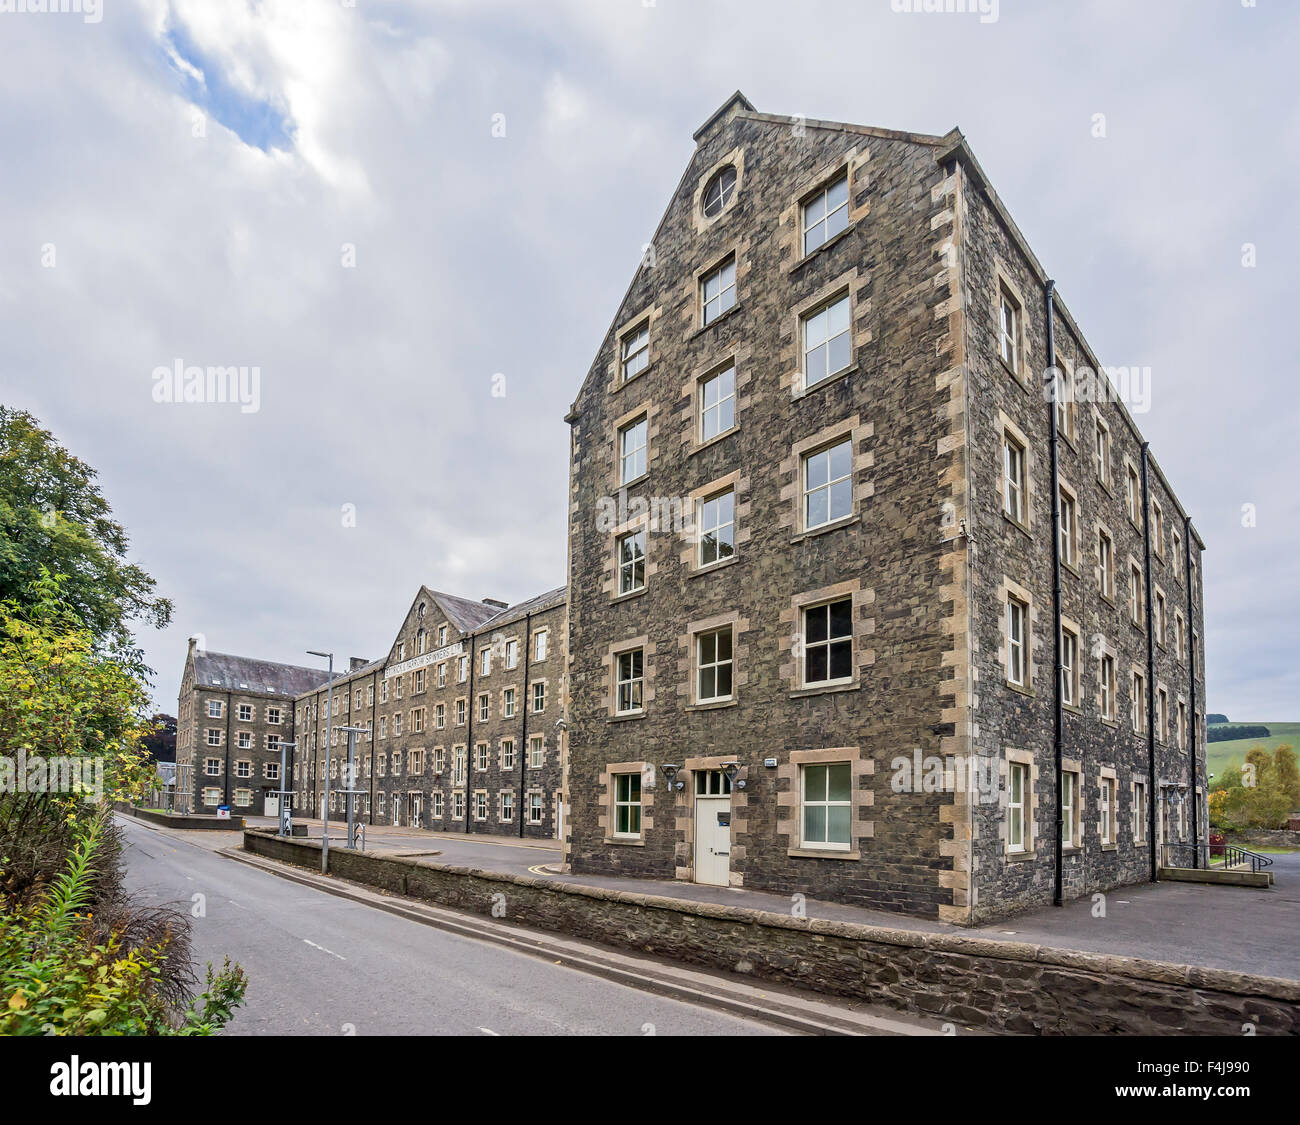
[[693, 769, 733, 887], [409, 792, 423, 829]]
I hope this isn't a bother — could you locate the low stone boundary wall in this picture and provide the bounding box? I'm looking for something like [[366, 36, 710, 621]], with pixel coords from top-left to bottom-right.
[[243, 828, 1300, 1035], [1229, 829, 1300, 849], [123, 805, 245, 830]]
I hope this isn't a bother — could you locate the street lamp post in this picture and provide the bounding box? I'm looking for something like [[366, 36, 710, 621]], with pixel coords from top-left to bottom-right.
[[336, 725, 369, 849], [308, 650, 334, 874], [273, 740, 296, 838]]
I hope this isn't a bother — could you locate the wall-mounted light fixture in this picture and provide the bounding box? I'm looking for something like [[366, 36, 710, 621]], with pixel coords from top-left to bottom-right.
[[661, 764, 683, 792], [720, 762, 745, 790]]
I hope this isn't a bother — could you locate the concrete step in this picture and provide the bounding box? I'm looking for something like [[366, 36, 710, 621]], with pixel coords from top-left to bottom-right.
[[219, 845, 962, 1036]]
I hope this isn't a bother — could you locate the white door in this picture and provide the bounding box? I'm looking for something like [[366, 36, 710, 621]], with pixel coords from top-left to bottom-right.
[[392, 799, 401, 827], [263, 794, 279, 818], [555, 795, 564, 841], [410, 794, 422, 828], [694, 796, 732, 886]]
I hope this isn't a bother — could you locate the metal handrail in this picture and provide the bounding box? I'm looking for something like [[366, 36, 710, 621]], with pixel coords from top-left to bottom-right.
[[1162, 840, 1273, 874]]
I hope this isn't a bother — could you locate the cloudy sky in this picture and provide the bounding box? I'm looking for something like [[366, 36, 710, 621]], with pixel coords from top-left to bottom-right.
[[2, 0, 1296, 720]]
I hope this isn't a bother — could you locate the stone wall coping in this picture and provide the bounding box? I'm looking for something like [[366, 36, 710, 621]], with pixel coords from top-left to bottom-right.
[[242, 828, 1300, 1003]]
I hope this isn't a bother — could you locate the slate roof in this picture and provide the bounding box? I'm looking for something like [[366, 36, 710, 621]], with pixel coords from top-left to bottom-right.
[[480, 586, 567, 632], [192, 650, 332, 696], [428, 590, 506, 634]]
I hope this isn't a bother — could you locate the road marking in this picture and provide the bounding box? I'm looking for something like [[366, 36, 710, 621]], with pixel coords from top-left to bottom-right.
[[527, 863, 560, 876], [478, 1027, 499, 1036], [303, 939, 346, 960]]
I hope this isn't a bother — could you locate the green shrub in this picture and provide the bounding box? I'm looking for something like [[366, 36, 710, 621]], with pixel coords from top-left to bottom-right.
[[0, 820, 246, 1035]]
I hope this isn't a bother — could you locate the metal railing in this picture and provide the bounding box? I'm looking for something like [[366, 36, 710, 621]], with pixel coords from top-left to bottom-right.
[[1161, 841, 1274, 874]]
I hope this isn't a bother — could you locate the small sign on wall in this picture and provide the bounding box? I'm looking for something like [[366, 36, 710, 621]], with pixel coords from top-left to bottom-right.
[[764, 757, 778, 768]]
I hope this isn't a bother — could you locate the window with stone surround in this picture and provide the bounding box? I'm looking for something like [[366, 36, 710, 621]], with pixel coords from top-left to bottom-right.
[[1094, 417, 1111, 486], [532, 681, 546, 713], [1007, 761, 1028, 853], [505, 639, 518, 670], [695, 626, 733, 703], [207, 700, 222, 718], [1061, 769, 1080, 848], [204, 758, 220, 776], [696, 488, 735, 567], [700, 256, 736, 326], [500, 791, 514, 822], [621, 322, 649, 382], [1054, 361, 1076, 442], [615, 649, 644, 715], [801, 293, 851, 389], [1003, 431, 1027, 525], [800, 762, 851, 852], [1099, 653, 1116, 721], [478, 694, 489, 722], [501, 740, 515, 771], [435, 703, 445, 729], [1126, 463, 1140, 523], [534, 629, 549, 661], [698, 362, 736, 442], [238, 703, 252, 722], [1061, 625, 1079, 708], [802, 598, 852, 687], [528, 791, 544, 824], [701, 165, 736, 219], [617, 529, 646, 595], [1059, 484, 1077, 569], [1133, 779, 1148, 843], [237, 731, 251, 749], [1006, 596, 1028, 687], [1098, 528, 1114, 600], [206, 729, 221, 747], [803, 438, 852, 530], [612, 772, 642, 837], [1100, 774, 1117, 845], [529, 735, 544, 768], [618, 415, 648, 484], [1132, 669, 1147, 734], [999, 285, 1021, 374], [802, 172, 849, 256], [1129, 563, 1144, 626]]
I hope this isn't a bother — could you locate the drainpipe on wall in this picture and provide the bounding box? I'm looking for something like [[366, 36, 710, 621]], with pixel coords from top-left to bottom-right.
[[223, 688, 233, 808], [1140, 444, 1159, 880], [370, 670, 377, 827], [1184, 516, 1200, 868], [1045, 279, 1065, 908], [465, 633, 475, 835], [519, 611, 532, 839]]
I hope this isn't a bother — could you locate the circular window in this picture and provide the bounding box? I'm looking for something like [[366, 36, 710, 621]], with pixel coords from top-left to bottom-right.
[[702, 166, 737, 218]]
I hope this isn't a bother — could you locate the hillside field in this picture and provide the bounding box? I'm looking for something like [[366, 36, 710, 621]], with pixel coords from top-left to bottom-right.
[[1206, 721, 1300, 780]]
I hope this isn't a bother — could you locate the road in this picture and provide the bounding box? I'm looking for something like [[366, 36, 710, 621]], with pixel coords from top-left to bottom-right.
[[118, 815, 781, 1036]]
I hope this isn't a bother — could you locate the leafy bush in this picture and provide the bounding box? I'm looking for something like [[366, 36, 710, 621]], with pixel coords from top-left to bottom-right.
[[0, 818, 246, 1035], [1206, 713, 1229, 725]]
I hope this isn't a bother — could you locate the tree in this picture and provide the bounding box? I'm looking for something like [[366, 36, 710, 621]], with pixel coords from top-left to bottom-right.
[[1272, 745, 1300, 811], [1208, 745, 1295, 831], [0, 407, 171, 647], [140, 714, 177, 764]]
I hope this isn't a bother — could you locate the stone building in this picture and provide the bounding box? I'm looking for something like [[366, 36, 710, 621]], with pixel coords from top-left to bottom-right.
[[291, 586, 567, 840], [175, 639, 328, 815], [562, 92, 1206, 923]]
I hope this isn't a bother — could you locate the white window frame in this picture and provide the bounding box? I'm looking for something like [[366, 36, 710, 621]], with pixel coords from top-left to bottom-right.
[[802, 172, 849, 256], [802, 438, 853, 530], [615, 649, 644, 715], [617, 529, 646, 595], [700, 257, 736, 326], [1006, 597, 1027, 687], [618, 416, 648, 484], [1007, 762, 1027, 853], [801, 293, 851, 389], [698, 363, 736, 442], [799, 761, 852, 852], [695, 626, 734, 704], [621, 322, 649, 382]]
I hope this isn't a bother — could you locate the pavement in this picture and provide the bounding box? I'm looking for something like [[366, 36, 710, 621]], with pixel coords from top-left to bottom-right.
[[166, 813, 1300, 981]]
